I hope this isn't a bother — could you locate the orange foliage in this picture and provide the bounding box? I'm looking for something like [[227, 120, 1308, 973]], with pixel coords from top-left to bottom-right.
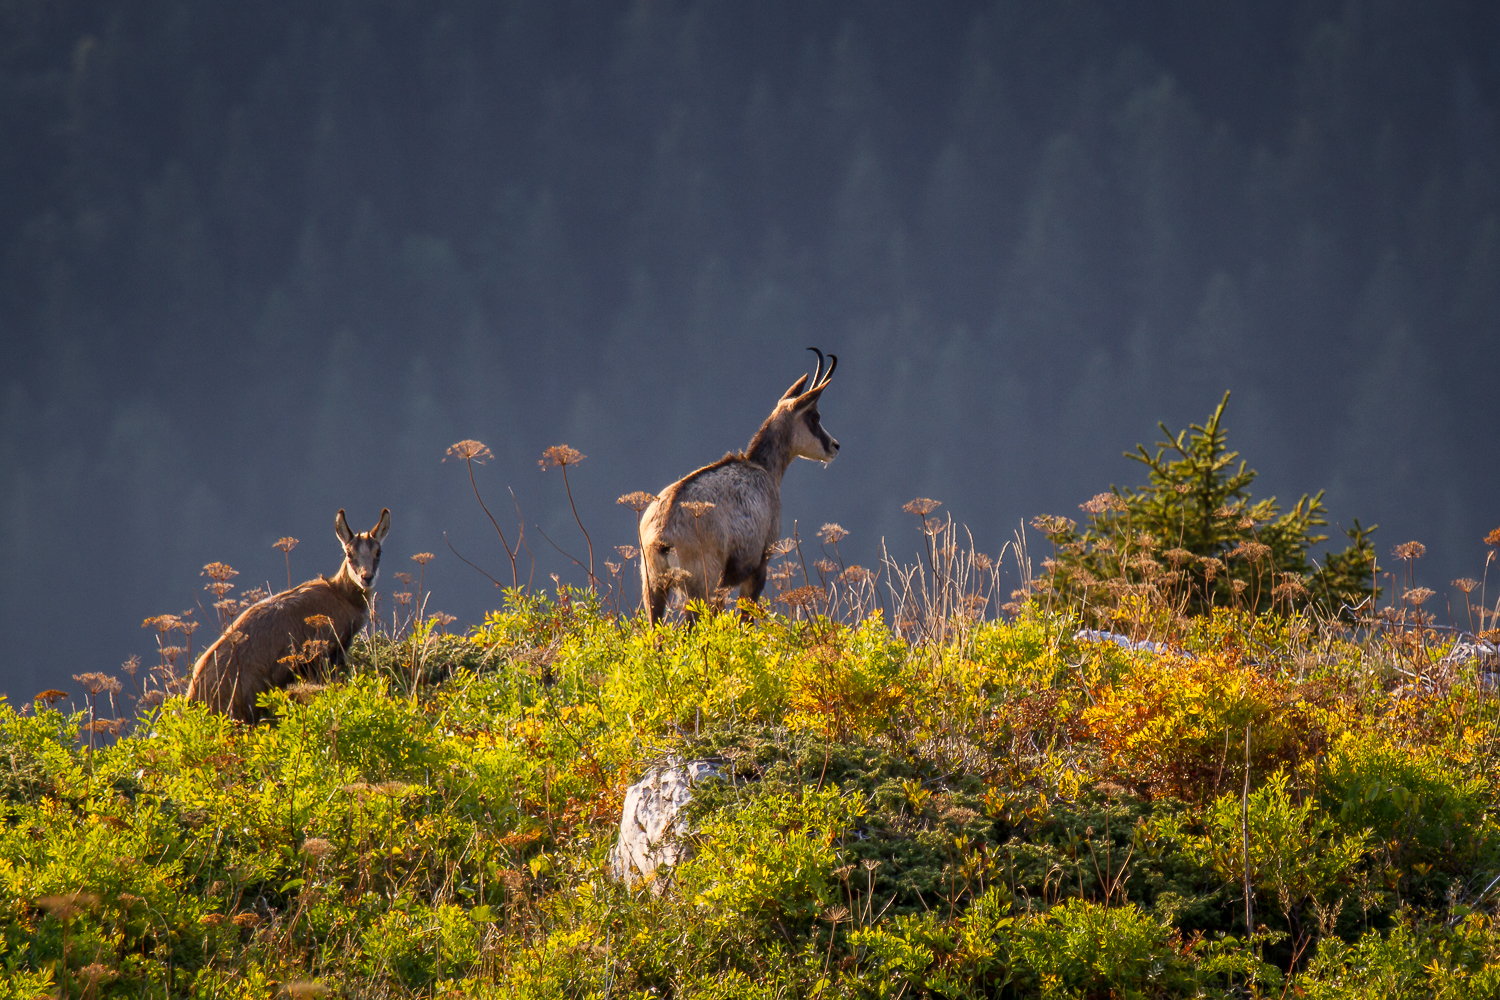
[[1082, 650, 1329, 800]]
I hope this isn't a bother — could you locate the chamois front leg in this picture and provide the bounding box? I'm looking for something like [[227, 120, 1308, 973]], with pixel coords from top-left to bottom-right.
[[643, 545, 671, 626]]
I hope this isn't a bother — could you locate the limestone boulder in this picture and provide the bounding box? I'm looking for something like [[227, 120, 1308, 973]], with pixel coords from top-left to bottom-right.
[[609, 760, 718, 885]]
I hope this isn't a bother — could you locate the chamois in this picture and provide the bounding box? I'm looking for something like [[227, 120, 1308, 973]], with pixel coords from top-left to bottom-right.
[[640, 349, 839, 623], [186, 508, 390, 722]]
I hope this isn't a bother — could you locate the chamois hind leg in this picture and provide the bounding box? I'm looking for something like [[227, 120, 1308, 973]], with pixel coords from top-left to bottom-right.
[[738, 560, 769, 620], [680, 555, 726, 626]]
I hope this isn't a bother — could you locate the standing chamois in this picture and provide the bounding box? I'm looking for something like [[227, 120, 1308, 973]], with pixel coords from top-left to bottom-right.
[[639, 349, 839, 623], [186, 508, 390, 722]]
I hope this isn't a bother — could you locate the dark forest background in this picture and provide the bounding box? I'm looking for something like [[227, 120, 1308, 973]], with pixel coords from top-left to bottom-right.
[[2, 0, 1497, 697]]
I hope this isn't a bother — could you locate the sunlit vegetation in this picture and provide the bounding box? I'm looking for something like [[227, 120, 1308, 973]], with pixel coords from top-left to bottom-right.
[[7, 588, 1500, 998], [6, 407, 1500, 997]]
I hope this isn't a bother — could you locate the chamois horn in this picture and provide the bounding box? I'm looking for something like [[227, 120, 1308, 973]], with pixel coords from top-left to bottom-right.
[[807, 347, 825, 387], [820, 353, 837, 386]]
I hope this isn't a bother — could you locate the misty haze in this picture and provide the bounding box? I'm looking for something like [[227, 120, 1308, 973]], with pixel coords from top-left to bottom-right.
[[2, 1, 1497, 698]]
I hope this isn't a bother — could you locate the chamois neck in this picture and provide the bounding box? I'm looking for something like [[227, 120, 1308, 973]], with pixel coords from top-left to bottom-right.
[[327, 560, 369, 603], [745, 414, 793, 480]]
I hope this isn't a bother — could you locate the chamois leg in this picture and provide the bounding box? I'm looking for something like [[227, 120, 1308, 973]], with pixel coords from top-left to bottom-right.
[[681, 556, 726, 626], [642, 544, 672, 626], [738, 560, 769, 620]]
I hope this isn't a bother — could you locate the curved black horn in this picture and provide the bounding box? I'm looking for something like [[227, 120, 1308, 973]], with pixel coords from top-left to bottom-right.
[[807, 347, 825, 387], [821, 353, 837, 385]]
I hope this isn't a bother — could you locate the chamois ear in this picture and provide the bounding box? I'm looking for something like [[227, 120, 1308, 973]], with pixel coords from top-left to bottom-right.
[[371, 508, 391, 542], [793, 384, 827, 410], [335, 509, 354, 545], [781, 374, 811, 399]]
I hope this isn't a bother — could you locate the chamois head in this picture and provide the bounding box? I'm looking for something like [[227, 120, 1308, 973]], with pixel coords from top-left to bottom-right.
[[766, 348, 839, 465], [334, 508, 391, 591]]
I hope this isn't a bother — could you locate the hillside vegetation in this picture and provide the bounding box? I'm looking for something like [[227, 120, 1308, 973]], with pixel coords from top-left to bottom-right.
[[5, 405, 1500, 998], [6, 583, 1500, 997]]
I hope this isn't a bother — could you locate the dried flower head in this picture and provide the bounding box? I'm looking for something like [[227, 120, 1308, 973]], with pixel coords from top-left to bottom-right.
[[232, 911, 262, 929], [273, 537, 299, 554], [680, 501, 715, 517], [1214, 505, 1239, 520], [771, 538, 798, 556], [1173, 483, 1192, 494], [304, 614, 335, 632], [617, 491, 657, 512], [278, 638, 329, 668], [539, 444, 585, 468], [302, 837, 336, 860], [1454, 578, 1480, 594], [1031, 514, 1076, 536], [395, 592, 413, 606], [605, 560, 622, 575], [814, 558, 840, 575], [1200, 557, 1224, 582], [411, 552, 435, 565], [80, 962, 115, 986], [1164, 547, 1195, 567], [201, 562, 239, 583], [822, 905, 851, 923], [1237, 517, 1256, 530], [286, 683, 327, 704], [138, 691, 165, 709], [142, 614, 181, 632], [73, 673, 122, 696], [1393, 541, 1427, 561], [120, 655, 141, 678], [840, 565, 875, 585], [616, 544, 639, 561], [1272, 576, 1310, 601], [1487, 528, 1500, 547], [902, 498, 942, 517], [446, 440, 493, 463], [819, 523, 849, 545], [1405, 587, 1436, 607], [429, 612, 457, 628], [1230, 579, 1249, 594], [1229, 541, 1272, 563], [1080, 493, 1127, 514], [779, 586, 825, 610], [862, 858, 881, 871]]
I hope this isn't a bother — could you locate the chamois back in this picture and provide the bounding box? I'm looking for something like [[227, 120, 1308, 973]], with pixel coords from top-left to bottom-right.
[[639, 349, 839, 623]]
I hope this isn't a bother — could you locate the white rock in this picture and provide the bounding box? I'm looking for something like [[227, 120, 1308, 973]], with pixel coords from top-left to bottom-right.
[[609, 760, 718, 885], [1074, 629, 1176, 655]]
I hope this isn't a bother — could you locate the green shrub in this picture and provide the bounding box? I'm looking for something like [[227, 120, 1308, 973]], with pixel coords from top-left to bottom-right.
[[1031, 392, 1378, 617]]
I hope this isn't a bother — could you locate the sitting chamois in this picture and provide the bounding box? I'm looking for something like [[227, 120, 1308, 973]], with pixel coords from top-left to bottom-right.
[[640, 349, 839, 623], [186, 508, 390, 722]]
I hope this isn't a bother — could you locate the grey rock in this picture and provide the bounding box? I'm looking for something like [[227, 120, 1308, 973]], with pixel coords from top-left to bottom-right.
[[608, 760, 719, 885]]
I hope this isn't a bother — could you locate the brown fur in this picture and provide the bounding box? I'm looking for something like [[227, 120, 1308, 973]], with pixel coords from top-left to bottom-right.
[[640, 354, 838, 623], [186, 508, 389, 722]]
